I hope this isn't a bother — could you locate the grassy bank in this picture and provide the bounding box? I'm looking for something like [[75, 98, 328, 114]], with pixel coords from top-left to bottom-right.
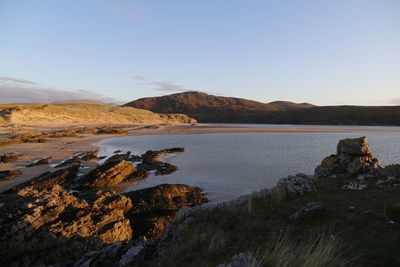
[[0, 103, 195, 125], [149, 176, 400, 267]]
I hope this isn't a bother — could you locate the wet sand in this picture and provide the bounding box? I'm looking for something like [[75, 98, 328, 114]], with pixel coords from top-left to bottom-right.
[[1, 123, 399, 192]]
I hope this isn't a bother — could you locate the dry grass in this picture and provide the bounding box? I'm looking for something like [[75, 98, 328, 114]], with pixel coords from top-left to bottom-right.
[[257, 232, 355, 267], [0, 103, 194, 125]]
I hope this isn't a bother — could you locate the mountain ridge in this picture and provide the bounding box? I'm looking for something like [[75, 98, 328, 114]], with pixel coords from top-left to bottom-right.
[[124, 91, 400, 126]]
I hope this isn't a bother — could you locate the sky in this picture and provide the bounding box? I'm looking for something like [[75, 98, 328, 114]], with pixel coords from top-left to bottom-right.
[[0, 0, 399, 105]]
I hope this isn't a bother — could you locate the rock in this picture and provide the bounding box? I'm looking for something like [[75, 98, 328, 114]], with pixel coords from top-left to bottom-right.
[[274, 174, 314, 198], [0, 185, 133, 266], [217, 252, 261, 267], [55, 150, 99, 168], [0, 153, 20, 163], [125, 168, 150, 182], [124, 184, 208, 239], [0, 169, 22, 180], [79, 150, 99, 161], [382, 164, 400, 179], [26, 156, 52, 167], [7, 165, 80, 191], [137, 148, 183, 176], [289, 202, 324, 219], [315, 137, 381, 178], [55, 156, 82, 168], [82, 159, 135, 187], [342, 181, 367, 190]]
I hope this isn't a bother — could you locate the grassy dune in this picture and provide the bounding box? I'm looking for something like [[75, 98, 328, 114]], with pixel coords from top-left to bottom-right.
[[0, 103, 195, 125]]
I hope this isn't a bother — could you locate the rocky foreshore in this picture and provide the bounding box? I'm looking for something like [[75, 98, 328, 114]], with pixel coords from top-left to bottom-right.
[[0, 147, 207, 266]]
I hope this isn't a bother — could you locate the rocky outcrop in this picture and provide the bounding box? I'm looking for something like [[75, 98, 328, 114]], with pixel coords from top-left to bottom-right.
[[82, 159, 135, 187], [0, 144, 206, 266], [7, 165, 80, 192], [315, 137, 381, 178], [124, 184, 208, 240], [0, 169, 22, 180], [0, 185, 134, 266]]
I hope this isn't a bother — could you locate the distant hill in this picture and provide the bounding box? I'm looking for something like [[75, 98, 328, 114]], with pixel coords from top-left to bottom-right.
[[124, 91, 315, 121], [0, 103, 195, 126], [124, 91, 400, 126]]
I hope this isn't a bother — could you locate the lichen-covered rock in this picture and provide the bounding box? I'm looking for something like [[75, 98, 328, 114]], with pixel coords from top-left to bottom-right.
[[315, 137, 381, 178], [274, 174, 315, 198]]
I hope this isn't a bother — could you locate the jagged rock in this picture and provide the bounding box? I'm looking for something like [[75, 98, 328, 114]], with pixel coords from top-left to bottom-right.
[[289, 202, 324, 219], [80, 150, 99, 161], [26, 156, 52, 167], [6, 165, 80, 192], [124, 184, 208, 239], [82, 159, 135, 187], [0, 169, 22, 180], [74, 241, 145, 267], [0, 152, 19, 163], [315, 137, 381, 178], [217, 252, 261, 267], [274, 174, 314, 198], [105, 152, 132, 163], [125, 168, 150, 182], [55, 151, 99, 168], [0, 185, 133, 266], [137, 148, 183, 176], [55, 156, 82, 168]]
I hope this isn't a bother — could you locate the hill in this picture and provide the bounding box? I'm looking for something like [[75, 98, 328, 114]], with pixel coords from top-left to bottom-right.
[[124, 91, 315, 120], [124, 92, 400, 126], [0, 103, 195, 126]]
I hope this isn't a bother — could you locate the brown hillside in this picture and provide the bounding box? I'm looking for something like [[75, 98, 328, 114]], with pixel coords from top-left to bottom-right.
[[124, 91, 314, 114]]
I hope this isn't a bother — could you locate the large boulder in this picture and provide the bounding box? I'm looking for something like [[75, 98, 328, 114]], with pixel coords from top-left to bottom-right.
[[315, 137, 381, 178]]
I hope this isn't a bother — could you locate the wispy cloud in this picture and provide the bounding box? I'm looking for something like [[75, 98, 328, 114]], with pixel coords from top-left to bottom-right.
[[133, 75, 146, 81], [151, 81, 186, 92], [0, 77, 120, 104], [0, 77, 38, 85], [100, 1, 145, 21]]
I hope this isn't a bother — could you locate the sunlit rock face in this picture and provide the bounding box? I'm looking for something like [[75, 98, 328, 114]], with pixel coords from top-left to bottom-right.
[[0, 155, 207, 266], [315, 136, 381, 178]]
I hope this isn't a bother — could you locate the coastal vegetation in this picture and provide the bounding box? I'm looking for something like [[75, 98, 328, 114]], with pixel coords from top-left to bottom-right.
[[0, 103, 196, 125]]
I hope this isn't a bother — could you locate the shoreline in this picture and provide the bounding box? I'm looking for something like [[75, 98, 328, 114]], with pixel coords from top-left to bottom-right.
[[1, 123, 400, 193]]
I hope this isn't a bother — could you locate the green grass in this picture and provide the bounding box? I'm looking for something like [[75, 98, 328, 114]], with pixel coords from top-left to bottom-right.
[[149, 177, 400, 267]]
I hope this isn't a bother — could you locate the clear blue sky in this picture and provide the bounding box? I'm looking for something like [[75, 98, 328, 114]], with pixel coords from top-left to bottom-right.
[[0, 0, 399, 105]]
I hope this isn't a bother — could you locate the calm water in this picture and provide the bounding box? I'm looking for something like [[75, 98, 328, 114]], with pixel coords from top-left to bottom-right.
[[97, 130, 400, 203]]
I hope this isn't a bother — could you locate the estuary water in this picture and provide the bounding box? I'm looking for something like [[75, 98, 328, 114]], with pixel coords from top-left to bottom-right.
[[96, 127, 400, 202]]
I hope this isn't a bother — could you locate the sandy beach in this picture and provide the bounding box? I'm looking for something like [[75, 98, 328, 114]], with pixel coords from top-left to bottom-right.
[[1, 123, 399, 192]]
